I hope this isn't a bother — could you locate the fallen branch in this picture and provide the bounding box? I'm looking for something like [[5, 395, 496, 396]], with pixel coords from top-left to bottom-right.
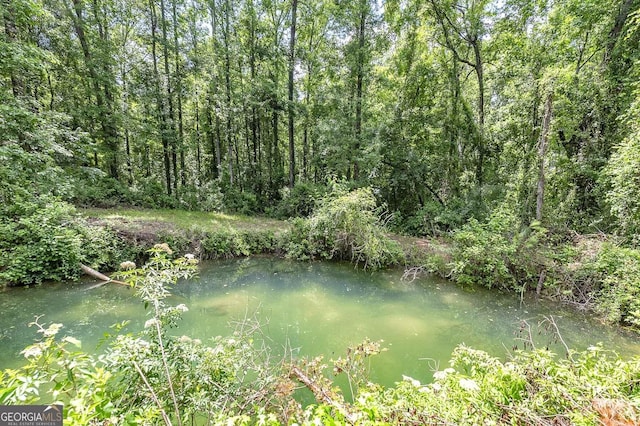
[[289, 365, 358, 424], [80, 264, 129, 286]]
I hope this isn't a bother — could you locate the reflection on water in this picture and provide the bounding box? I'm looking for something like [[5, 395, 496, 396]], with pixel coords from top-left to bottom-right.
[[1, 257, 639, 386]]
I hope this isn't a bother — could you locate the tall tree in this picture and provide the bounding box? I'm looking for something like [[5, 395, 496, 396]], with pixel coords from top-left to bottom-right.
[[149, 0, 173, 194], [428, 0, 489, 186], [67, 0, 120, 179], [288, 0, 297, 187]]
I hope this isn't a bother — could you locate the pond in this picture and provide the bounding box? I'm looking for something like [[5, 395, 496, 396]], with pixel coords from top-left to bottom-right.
[[1, 257, 639, 388]]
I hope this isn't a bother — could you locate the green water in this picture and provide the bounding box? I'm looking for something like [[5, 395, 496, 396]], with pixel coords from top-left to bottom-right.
[[1, 257, 639, 387]]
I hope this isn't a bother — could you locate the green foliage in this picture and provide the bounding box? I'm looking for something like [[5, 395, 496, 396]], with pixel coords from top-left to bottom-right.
[[272, 183, 327, 219], [604, 97, 640, 245], [70, 175, 135, 208], [351, 345, 640, 425], [285, 187, 404, 269], [0, 199, 119, 286], [201, 229, 276, 259], [589, 243, 640, 327], [451, 205, 548, 289], [223, 188, 261, 215], [395, 198, 474, 236], [177, 181, 224, 212]]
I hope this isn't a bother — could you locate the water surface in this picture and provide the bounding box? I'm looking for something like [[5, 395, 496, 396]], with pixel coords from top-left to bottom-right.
[[1, 258, 639, 387]]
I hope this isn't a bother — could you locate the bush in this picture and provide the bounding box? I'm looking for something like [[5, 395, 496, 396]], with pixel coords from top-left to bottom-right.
[[178, 181, 224, 212], [451, 206, 548, 290], [223, 188, 260, 215], [589, 243, 640, 327], [351, 345, 640, 425], [397, 198, 472, 236], [285, 187, 404, 269], [0, 198, 126, 286], [201, 229, 276, 259], [273, 183, 327, 219], [70, 174, 134, 208]]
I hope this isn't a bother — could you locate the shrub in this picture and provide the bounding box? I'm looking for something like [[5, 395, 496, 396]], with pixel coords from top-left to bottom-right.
[[223, 188, 260, 215], [70, 175, 134, 208], [451, 206, 548, 290], [201, 229, 276, 259], [351, 345, 640, 425], [178, 181, 224, 212], [398, 198, 472, 236], [285, 187, 404, 269], [590, 243, 640, 327], [0, 198, 126, 286], [273, 183, 327, 219]]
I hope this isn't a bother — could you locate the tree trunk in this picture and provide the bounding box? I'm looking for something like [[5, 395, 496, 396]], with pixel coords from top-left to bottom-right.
[[536, 92, 553, 222], [473, 40, 484, 187], [353, 0, 367, 181], [195, 93, 201, 181], [604, 0, 635, 65], [149, 0, 172, 195], [288, 0, 298, 188], [223, 0, 234, 186], [159, 0, 177, 194], [209, 0, 222, 179], [171, 0, 186, 187], [68, 0, 119, 179]]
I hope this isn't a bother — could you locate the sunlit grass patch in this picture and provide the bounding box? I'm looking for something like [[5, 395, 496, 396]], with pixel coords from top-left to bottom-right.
[[80, 207, 289, 234]]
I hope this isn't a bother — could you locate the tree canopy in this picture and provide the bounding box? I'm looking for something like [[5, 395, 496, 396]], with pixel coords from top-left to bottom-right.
[[1, 0, 639, 239]]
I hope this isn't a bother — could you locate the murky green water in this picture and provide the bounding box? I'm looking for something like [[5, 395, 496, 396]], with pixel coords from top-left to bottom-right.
[[1, 257, 639, 387]]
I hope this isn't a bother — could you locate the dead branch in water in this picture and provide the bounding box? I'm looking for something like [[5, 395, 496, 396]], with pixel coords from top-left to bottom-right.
[[80, 264, 129, 286], [289, 365, 358, 424]]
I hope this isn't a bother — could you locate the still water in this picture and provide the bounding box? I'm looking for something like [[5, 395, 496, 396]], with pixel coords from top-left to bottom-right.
[[1, 257, 639, 386]]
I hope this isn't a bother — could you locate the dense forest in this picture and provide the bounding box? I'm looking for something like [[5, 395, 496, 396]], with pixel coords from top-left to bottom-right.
[[2, 0, 639, 236], [3, 1, 640, 423]]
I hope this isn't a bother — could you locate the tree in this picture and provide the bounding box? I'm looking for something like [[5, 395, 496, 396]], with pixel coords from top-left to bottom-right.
[[288, 0, 297, 187]]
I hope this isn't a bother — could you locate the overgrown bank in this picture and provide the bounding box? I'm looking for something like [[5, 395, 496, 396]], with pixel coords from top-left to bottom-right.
[[85, 193, 640, 332], [3, 187, 640, 332]]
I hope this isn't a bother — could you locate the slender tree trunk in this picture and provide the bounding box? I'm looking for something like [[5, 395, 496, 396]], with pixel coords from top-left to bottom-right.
[[288, 0, 298, 188], [223, 0, 234, 186], [473, 40, 484, 187], [536, 92, 553, 222], [353, 1, 366, 181], [206, 100, 217, 178], [195, 92, 201, 181], [159, 0, 178, 193], [190, 12, 202, 183], [149, 0, 172, 195], [122, 66, 133, 185], [247, 0, 259, 184], [209, 0, 222, 179], [171, 0, 186, 187], [303, 64, 310, 181]]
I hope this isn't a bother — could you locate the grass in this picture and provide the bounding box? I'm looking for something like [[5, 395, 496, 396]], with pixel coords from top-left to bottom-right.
[[80, 207, 290, 234]]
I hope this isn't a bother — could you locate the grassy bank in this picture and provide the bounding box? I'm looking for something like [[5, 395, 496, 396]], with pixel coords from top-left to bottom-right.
[[81, 206, 640, 332]]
